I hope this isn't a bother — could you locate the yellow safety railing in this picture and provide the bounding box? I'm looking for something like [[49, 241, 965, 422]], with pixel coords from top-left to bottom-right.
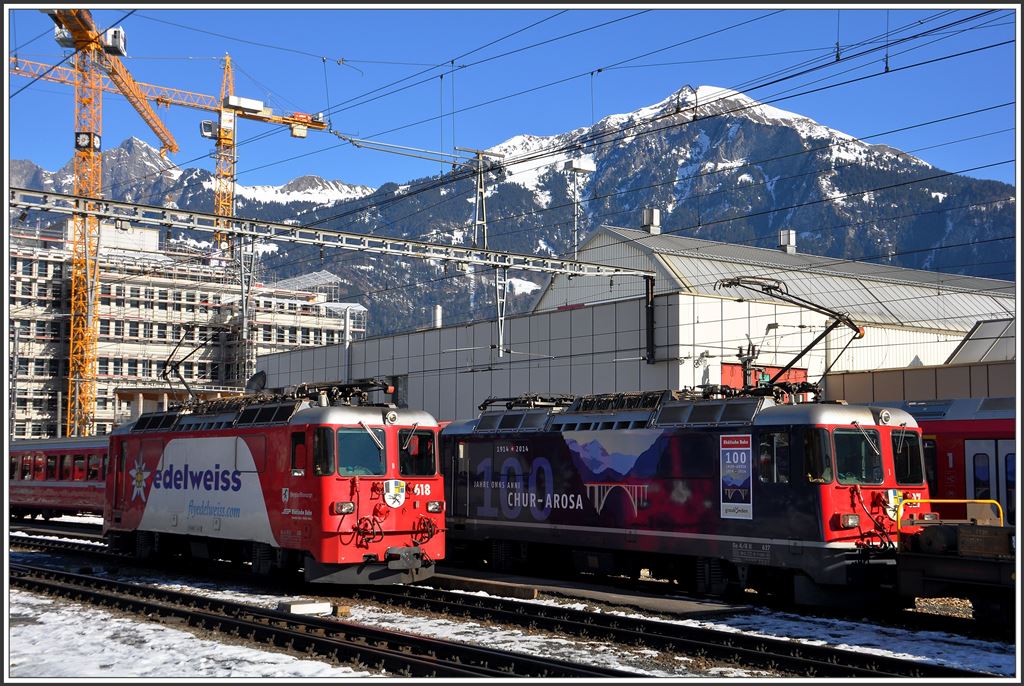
[[896, 498, 1004, 532]]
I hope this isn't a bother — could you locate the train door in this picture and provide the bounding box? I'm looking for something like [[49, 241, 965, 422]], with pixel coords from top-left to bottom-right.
[[112, 440, 131, 513], [965, 439, 1016, 525], [998, 440, 1015, 526], [447, 439, 470, 518], [285, 428, 313, 544]]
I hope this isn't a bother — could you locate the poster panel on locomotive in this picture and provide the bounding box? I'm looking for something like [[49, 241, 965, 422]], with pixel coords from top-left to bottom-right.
[[720, 434, 753, 520], [465, 428, 725, 531], [134, 436, 277, 545]]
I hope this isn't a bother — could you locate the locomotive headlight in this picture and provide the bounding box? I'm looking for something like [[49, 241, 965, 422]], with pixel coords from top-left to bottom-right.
[[426, 500, 444, 513], [920, 512, 939, 521], [839, 514, 860, 529], [332, 501, 356, 515]]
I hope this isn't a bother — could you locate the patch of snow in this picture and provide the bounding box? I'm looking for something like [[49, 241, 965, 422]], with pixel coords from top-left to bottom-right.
[[168, 236, 213, 251], [8, 590, 374, 679], [535, 237, 557, 256], [235, 179, 372, 205], [507, 278, 541, 296], [737, 173, 754, 185], [931, 191, 947, 202], [819, 175, 847, 206], [691, 85, 858, 145]]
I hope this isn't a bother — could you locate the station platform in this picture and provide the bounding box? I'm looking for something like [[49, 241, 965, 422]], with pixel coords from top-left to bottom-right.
[[428, 567, 741, 619]]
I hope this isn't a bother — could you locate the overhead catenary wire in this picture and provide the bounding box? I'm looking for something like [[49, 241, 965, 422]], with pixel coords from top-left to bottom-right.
[[12, 10, 1011, 307], [51, 8, 1003, 214]]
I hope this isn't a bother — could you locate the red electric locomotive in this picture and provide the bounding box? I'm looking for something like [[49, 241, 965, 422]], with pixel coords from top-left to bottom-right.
[[882, 397, 1015, 526], [442, 389, 935, 607], [9, 436, 109, 519], [103, 379, 446, 583]]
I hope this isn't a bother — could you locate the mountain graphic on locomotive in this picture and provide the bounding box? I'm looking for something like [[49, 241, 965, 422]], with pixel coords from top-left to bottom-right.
[[441, 387, 938, 607], [12, 379, 446, 584]]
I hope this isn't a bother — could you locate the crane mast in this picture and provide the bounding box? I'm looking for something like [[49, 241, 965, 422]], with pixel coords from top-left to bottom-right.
[[44, 8, 178, 437], [11, 38, 327, 430], [214, 55, 237, 253]]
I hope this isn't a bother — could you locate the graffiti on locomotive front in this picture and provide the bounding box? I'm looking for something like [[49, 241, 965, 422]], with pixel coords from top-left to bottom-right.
[[473, 440, 562, 522], [471, 431, 666, 525]]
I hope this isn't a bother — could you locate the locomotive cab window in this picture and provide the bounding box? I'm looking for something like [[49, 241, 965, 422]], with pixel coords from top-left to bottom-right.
[[337, 428, 386, 476], [758, 431, 790, 484], [313, 428, 335, 476], [834, 427, 883, 485], [802, 428, 833, 483], [399, 430, 437, 477], [891, 429, 925, 485]]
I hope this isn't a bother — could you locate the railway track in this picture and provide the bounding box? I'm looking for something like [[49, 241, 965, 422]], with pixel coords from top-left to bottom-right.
[[441, 562, 1009, 642], [346, 585, 998, 679], [11, 535, 1007, 677], [9, 562, 631, 679], [8, 519, 105, 540]]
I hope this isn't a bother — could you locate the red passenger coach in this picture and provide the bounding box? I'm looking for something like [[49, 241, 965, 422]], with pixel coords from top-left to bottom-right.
[[9, 436, 108, 519], [883, 397, 1016, 525], [105, 380, 445, 583]]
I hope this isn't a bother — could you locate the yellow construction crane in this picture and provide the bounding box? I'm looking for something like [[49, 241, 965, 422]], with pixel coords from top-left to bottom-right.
[[32, 9, 177, 437], [11, 53, 327, 250], [13, 13, 327, 437]]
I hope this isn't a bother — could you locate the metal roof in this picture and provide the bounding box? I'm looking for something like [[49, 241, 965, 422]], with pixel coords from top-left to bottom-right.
[[591, 226, 1016, 333], [944, 318, 1016, 364], [266, 270, 344, 292]]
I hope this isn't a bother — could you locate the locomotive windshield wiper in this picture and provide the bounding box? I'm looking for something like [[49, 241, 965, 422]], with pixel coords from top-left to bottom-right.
[[401, 422, 421, 451], [895, 423, 908, 455], [358, 420, 384, 451], [850, 420, 880, 456]]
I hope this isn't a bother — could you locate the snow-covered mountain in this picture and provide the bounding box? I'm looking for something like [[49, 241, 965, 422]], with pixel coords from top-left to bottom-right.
[[10, 85, 1015, 335]]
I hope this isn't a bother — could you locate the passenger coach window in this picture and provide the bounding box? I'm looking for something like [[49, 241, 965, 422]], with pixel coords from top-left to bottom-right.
[[834, 428, 883, 485], [87, 455, 102, 481], [399, 430, 437, 477], [313, 428, 335, 476], [971, 453, 991, 500], [802, 428, 833, 483], [337, 428, 385, 476], [758, 431, 790, 484], [46, 456, 58, 480], [891, 430, 924, 485]]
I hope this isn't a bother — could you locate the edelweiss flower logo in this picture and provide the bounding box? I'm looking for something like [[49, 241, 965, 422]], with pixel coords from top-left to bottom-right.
[[129, 458, 151, 502]]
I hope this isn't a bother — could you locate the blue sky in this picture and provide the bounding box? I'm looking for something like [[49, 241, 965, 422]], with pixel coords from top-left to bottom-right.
[[6, 6, 1018, 189]]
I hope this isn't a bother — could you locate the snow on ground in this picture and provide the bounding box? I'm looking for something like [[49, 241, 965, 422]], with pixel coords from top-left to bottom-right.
[[7, 536, 1015, 678], [8, 590, 375, 679], [436, 587, 1017, 677]]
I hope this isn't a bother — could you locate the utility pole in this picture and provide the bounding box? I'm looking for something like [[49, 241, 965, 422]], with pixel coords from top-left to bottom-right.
[[10, 324, 19, 437], [455, 146, 505, 250], [563, 158, 596, 259]]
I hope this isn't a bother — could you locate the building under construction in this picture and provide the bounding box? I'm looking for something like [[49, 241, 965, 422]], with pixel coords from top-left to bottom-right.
[[8, 220, 366, 439]]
